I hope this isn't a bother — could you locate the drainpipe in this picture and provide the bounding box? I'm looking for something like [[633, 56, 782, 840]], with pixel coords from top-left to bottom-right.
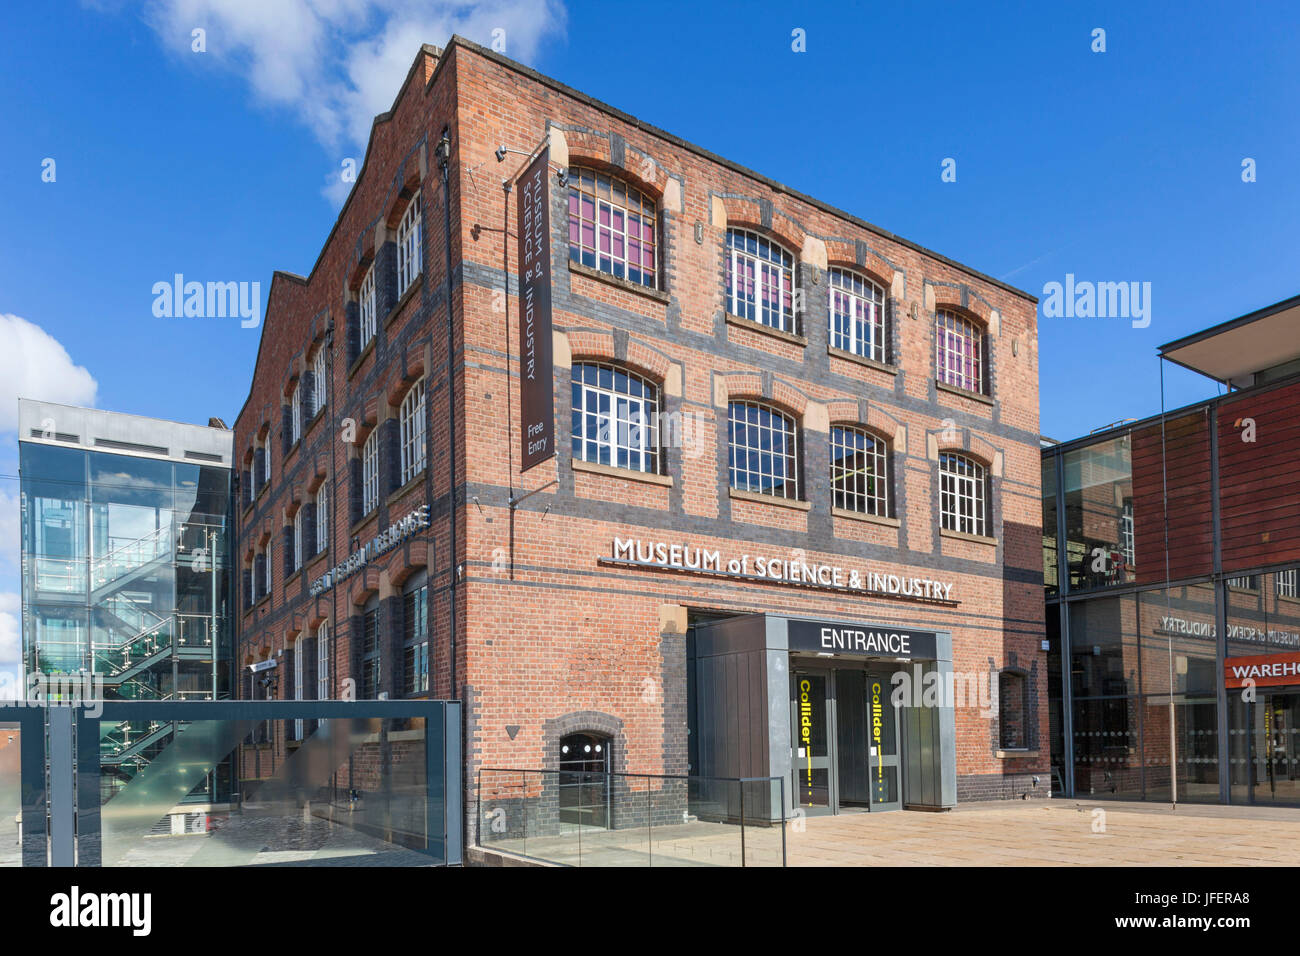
[[435, 128, 459, 697]]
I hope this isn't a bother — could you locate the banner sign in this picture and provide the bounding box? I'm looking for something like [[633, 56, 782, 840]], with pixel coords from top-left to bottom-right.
[[518, 147, 554, 472], [309, 505, 429, 597], [788, 619, 940, 660], [1224, 651, 1300, 689]]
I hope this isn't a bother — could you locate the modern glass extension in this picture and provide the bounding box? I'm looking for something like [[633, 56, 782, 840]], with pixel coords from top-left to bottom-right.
[[18, 402, 235, 809]]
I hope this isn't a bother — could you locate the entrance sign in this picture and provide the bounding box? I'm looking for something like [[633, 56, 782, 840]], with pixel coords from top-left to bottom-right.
[[1224, 651, 1300, 688], [603, 536, 958, 606], [518, 147, 555, 472], [309, 505, 429, 596], [788, 619, 940, 660]]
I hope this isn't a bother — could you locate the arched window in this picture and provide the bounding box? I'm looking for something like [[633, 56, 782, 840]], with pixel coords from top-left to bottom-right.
[[939, 453, 988, 536], [830, 426, 890, 516], [359, 265, 377, 349], [361, 428, 379, 515], [361, 594, 380, 699], [397, 195, 422, 295], [316, 620, 330, 700], [567, 166, 657, 287], [290, 381, 302, 444], [935, 310, 986, 394], [400, 378, 426, 485], [315, 480, 329, 555], [828, 268, 885, 363], [311, 345, 328, 416], [726, 228, 795, 332], [570, 363, 661, 473], [559, 731, 611, 828], [403, 570, 429, 696], [728, 401, 799, 499], [999, 670, 1028, 749]]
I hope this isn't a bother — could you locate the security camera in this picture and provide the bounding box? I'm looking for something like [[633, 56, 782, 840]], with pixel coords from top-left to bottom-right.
[[556, 167, 569, 187], [494, 145, 508, 163]]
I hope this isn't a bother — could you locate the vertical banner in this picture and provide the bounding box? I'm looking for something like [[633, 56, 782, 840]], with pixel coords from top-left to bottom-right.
[[518, 147, 555, 472]]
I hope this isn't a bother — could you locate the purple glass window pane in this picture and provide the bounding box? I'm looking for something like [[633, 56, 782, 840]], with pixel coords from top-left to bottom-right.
[[599, 205, 611, 227], [599, 225, 610, 255], [582, 195, 594, 220], [569, 218, 579, 245], [581, 221, 595, 248]]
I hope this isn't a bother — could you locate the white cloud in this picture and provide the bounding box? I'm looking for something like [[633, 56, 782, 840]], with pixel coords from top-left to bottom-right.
[[141, 0, 566, 152], [0, 314, 99, 432]]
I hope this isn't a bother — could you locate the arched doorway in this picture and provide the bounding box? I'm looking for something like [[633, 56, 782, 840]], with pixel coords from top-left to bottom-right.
[[559, 732, 611, 828]]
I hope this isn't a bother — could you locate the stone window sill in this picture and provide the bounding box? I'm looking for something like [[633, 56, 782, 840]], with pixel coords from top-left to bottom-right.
[[568, 259, 669, 304], [387, 469, 427, 505], [995, 749, 1038, 760], [348, 336, 376, 381], [729, 487, 811, 511], [724, 313, 807, 347], [828, 346, 897, 375], [936, 380, 994, 406], [940, 527, 997, 546], [385, 274, 424, 328], [832, 507, 900, 527], [572, 458, 672, 486]]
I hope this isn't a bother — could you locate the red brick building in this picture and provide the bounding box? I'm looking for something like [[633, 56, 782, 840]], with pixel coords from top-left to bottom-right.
[[233, 37, 1045, 840]]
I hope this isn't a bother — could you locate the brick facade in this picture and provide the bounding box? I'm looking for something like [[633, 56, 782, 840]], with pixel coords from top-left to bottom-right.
[[234, 37, 1046, 837]]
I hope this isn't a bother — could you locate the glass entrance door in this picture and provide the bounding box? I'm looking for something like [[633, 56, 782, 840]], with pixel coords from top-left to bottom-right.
[[864, 672, 901, 811], [791, 671, 834, 814]]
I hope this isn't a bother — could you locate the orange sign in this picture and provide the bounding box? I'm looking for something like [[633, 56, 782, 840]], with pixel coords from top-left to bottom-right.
[[1224, 652, 1300, 688]]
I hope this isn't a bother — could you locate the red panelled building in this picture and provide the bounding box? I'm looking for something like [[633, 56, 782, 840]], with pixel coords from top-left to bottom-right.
[[1044, 294, 1300, 806]]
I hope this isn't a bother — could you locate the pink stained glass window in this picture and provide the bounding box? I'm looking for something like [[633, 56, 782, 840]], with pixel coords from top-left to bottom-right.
[[567, 166, 657, 287]]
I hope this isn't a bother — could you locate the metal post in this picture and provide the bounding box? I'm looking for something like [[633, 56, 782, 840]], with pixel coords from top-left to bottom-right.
[[739, 782, 746, 867], [48, 706, 75, 866]]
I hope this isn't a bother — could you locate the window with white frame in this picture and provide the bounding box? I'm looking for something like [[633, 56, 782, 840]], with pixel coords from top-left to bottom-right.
[[311, 346, 327, 416], [397, 196, 422, 296], [399, 378, 426, 485], [936, 310, 985, 394], [728, 401, 799, 499], [1227, 575, 1259, 591], [362, 429, 379, 515], [262, 541, 272, 595], [828, 268, 886, 363], [403, 573, 429, 696], [292, 508, 303, 572], [570, 363, 660, 473], [359, 265, 377, 350], [262, 440, 271, 487], [830, 426, 889, 516], [567, 166, 657, 287], [726, 229, 794, 332], [1278, 569, 1299, 598], [315, 481, 328, 554], [290, 382, 302, 445], [939, 453, 988, 537], [316, 621, 330, 699]]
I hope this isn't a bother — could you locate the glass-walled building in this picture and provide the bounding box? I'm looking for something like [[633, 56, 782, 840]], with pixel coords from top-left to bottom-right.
[[1044, 294, 1300, 806], [18, 400, 234, 800]]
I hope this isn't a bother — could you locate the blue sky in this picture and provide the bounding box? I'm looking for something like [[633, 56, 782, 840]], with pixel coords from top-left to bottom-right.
[[1, 0, 1298, 686]]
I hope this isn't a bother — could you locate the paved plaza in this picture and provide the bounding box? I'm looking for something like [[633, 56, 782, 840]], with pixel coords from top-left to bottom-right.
[[478, 800, 1300, 867]]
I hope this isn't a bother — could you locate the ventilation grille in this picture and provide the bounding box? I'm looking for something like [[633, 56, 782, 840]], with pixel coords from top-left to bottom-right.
[[93, 438, 169, 455]]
